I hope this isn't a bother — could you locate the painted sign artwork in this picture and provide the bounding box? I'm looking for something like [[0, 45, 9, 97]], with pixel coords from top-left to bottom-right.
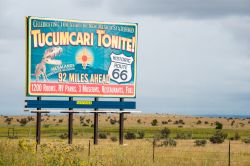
[[26, 16, 137, 97]]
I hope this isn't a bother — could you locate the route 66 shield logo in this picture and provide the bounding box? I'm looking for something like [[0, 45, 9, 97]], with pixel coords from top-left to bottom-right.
[[108, 53, 134, 83]]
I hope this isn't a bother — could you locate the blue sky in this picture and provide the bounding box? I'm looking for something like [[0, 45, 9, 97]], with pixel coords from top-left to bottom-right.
[[0, 0, 250, 115]]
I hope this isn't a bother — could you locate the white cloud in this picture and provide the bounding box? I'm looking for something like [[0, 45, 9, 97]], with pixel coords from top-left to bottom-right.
[[0, 0, 249, 115]]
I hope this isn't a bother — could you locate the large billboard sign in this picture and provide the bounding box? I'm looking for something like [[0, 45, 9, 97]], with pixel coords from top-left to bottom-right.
[[26, 16, 137, 97]]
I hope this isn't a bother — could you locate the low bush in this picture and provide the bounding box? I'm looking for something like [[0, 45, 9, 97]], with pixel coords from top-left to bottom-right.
[[162, 121, 168, 125], [176, 133, 192, 139], [137, 119, 142, 124], [110, 136, 117, 142], [110, 119, 117, 125], [242, 137, 250, 144], [19, 118, 29, 126], [99, 133, 107, 139], [161, 127, 171, 138], [151, 119, 158, 126], [59, 133, 68, 139], [82, 123, 88, 126], [215, 122, 223, 129], [210, 130, 227, 144], [4, 117, 13, 125], [194, 139, 207, 146], [137, 131, 145, 139], [196, 120, 202, 125], [161, 138, 177, 147], [125, 132, 136, 139]]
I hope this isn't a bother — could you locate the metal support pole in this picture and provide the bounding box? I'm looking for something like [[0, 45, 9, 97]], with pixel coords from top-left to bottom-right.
[[94, 97, 99, 145], [68, 97, 73, 144], [228, 140, 231, 166], [119, 98, 124, 145], [36, 96, 41, 145]]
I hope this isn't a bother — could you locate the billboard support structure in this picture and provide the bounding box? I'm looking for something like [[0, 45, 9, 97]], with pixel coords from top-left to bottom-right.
[[119, 98, 124, 145], [36, 96, 41, 147], [68, 97, 73, 144], [94, 97, 99, 145], [27, 97, 139, 145]]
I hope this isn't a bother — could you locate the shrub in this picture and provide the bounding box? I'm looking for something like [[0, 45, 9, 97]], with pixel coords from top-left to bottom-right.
[[137, 119, 142, 124], [59, 133, 68, 139], [110, 136, 117, 142], [196, 120, 202, 124], [80, 116, 85, 121], [162, 121, 168, 125], [178, 119, 185, 125], [215, 121, 223, 129], [86, 119, 91, 123], [161, 127, 171, 138], [204, 121, 209, 124], [99, 133, 107, 139], [239, 123, 245, 127], [194, 139, 207, 146], [161, 138, 177, 147], [137, 131, 145, 139], [44, 124, 50, 128], [125, 132, 136, 139], [176, 133, 192, 139], [242, 137, 250, 144], [210, 130, 227, 144], [4, 117, 13, 125], [151, 119, 158, 126], [82, 123, 88, 126], [110, 119, 117, 125], [58, 119, 63, 123], [173, 120, 179, 125], [27, 116, 34, 121], [19, 118, 29, 126]]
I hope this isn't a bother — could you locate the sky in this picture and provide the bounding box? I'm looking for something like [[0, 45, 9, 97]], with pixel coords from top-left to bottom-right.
[[0, 0, 250, 115]]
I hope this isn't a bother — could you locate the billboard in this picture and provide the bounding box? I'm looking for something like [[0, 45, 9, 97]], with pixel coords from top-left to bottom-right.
[[26, 16, 137, 97]]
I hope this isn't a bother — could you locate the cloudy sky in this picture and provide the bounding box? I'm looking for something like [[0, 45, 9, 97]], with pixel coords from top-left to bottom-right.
[[0, 0, 250, 115]]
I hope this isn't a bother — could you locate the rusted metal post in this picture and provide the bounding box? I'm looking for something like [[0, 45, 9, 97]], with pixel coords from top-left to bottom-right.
[[68, 97, 73, 144], [36, 96, 42, 146], [88, 140, 91, 156], [153, 139, 156, 162], [119, 98, 124, 145], [94, 97, 99, 145]]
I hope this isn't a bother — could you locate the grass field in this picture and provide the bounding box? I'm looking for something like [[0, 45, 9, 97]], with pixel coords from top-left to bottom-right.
[[0, 114, 249, 166]]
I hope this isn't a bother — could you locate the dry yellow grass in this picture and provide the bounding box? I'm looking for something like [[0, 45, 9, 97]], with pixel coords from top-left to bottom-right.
[[0, 138, 249, 166]]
